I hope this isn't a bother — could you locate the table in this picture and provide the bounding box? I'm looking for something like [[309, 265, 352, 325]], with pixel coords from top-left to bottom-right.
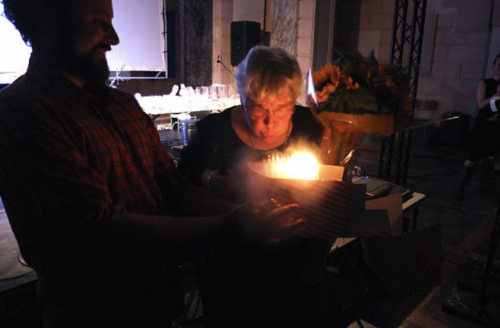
[[138, 95, 241, 116], [0, 211, 38, 321], [402, 192, 425, 231], [328, 190, 427, 294], [331, 191, 426, 250]]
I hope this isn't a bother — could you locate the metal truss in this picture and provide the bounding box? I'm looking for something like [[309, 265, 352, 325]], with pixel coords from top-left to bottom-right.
[[378, 130, 413, 184], [378, 0, 427, 184]]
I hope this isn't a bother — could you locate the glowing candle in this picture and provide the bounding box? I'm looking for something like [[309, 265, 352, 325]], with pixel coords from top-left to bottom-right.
[[264, 151, 319, 180]]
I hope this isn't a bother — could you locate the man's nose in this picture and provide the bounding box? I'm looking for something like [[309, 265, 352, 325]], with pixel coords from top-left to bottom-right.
[[106, 24, 120, 46]]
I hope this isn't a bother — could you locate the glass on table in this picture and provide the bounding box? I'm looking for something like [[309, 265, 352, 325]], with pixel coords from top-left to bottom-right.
[[218, 85, 228, 99]]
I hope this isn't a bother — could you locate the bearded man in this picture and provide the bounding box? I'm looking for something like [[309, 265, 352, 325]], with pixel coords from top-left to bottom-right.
[[0, 1, 303, 327]]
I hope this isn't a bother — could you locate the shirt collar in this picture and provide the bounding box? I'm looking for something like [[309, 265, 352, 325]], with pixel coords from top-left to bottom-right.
[[26, 54, 109, 104]]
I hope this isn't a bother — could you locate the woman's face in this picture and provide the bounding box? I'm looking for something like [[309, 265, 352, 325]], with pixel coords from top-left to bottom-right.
[[243, 95, 295, 143]]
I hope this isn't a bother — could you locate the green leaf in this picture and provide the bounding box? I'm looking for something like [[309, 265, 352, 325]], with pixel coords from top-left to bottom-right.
[[341, 89, 379, 114]]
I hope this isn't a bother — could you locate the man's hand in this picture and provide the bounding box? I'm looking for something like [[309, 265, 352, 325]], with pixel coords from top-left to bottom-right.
[[224, 200, 305, 242]]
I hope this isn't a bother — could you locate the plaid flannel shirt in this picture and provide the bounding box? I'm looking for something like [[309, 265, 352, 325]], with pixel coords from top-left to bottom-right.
[[0, 55, 183, 267]]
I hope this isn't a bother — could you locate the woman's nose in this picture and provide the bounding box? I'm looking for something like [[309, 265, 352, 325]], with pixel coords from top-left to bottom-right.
[[264, 114, 280, 128], [263, 113, 273, 125]]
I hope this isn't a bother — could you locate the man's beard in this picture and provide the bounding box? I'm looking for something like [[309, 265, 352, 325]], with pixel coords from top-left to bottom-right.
[[61, 44, 111, 86]]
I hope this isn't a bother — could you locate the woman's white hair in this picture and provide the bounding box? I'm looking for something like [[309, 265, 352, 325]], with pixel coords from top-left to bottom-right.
[[234, 46, 302, 102]]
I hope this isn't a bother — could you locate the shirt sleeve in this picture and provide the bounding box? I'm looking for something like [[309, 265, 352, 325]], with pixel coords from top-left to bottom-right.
[[0, 99, 124, 256]]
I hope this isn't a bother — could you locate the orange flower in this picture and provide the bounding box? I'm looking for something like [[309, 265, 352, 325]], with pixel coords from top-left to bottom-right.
[[345, 77, 359, 90], [312, 63, 341, 103], [311, 66, 328, 88], [342, 61, 370, 86], [309, 52, 413, 132], [316, 83, 337, 103], [312, 63, 341, 89], [328, 65, 341, 85]]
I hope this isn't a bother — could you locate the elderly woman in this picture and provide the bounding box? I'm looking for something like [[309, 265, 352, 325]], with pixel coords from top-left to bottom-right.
[[180, 46, 322, 201], [179, 46, 327, 328]]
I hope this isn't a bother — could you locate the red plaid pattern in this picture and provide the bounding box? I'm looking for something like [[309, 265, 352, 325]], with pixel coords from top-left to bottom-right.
[[0, 56, 183, 267]]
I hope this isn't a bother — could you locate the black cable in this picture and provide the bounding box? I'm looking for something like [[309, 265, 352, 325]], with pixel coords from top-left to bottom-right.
[[217, 55, 233, 77], [18, 251, 29, 266]]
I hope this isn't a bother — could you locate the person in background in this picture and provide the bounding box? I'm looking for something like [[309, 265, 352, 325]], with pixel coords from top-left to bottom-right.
[[0, 1, 303, 327], [455, 53, 500, 199], [179, 46, 328, 328]]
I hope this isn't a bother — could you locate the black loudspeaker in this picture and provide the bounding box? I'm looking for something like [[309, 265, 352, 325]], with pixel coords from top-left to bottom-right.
[[231, 21, 261, 67]]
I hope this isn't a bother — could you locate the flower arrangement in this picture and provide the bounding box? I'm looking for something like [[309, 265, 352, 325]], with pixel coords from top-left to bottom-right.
[[307, 51, 414, 165]]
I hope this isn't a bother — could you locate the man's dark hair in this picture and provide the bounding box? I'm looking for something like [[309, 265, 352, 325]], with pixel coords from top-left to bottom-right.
[[1, 0, 67, 46], [2, 0, 37, 46]]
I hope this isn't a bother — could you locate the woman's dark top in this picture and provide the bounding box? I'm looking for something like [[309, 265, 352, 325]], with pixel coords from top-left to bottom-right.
[[477, 78, 499, 120], [179, 105, 328, 328], [179, 105, 324, 202], [468, 78, 500, 160]]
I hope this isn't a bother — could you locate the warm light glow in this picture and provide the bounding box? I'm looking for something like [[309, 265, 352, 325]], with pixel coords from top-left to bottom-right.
[[264, 152, 319, 180]]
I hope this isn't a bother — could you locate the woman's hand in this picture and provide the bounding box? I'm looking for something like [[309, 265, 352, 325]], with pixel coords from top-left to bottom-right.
[[202, 169, 237, 200]]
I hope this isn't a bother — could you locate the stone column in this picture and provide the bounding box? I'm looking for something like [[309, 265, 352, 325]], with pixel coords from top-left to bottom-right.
[[179, 0, 213, 87]]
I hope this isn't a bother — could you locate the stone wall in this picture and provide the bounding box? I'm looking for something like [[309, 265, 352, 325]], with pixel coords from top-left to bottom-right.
[[117, 0, 500, 119], [417, 0, 500, 119], [180, 0, 213, 88], [212, 0, 317, 103], [333, 0, 500, 120], [334, 0, 396, 62], [296, 0, 317, 103], [212, 0, 234, 86], [271, 0, 299, 54]]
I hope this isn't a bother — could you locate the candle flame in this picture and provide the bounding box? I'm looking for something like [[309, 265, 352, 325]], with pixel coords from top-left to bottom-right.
[[264, 151, 319, 180]]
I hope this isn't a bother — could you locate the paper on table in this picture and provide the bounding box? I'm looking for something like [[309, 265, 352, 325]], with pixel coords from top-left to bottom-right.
[[349, 193, 403, 237]]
